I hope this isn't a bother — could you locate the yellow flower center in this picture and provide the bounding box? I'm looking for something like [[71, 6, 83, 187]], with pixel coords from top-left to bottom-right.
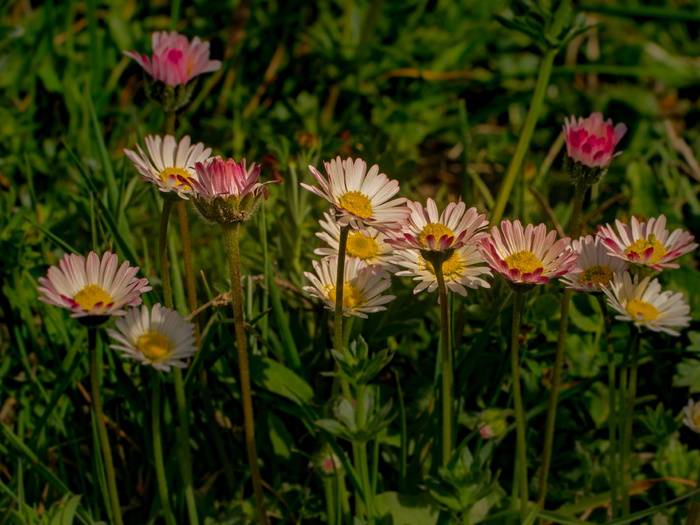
[[328, 284, 364, 309], [418, 223, 455, 249], [625, 235, 667, 264], [136, 332, 172, 362], [346, 232, 380, 260], [73, 284, 113, 312], [625, 299, 659, 322], [158, 167, 193, 189], [338, 191, 373, 219], [579, 265, 614, 289], [504, 250, 543, 274], [423, 251, 464, 279]]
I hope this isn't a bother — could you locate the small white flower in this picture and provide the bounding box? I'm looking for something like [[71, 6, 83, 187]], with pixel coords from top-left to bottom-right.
[[561, 235, 629, 292], [683, 399, 700, 433]]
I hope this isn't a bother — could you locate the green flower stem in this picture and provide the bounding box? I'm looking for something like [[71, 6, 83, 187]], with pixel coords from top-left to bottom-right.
[[164, 110, 176, 135], [432, 258, 453, 467], [596, 294, 620, 519], [490, 49, 557, 226], [159, 199, 175, 310], [88, 327, 124, 525], [537, 181, 588, 507], [621, 331, 641, 516], [510, 289, 529, 520], [356, 383, 375, 522], [222, 223, 268, 525], [176, 200, 200, 341], [323, 476, 338, 525], [152, 373, 176, 525]]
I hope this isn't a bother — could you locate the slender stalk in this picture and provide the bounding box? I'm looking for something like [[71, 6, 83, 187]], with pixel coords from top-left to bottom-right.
[[510, 289, 529, 520], [222, 224, 268, 525], [159, 199, 175, 309], [334, 227, 350, 356], [617, 331, 632, 516], [152, 373, 176, 525], [621, 331, 641, 516], [537, 181, 588, 507], [323, 477, 338, 525], [356, 383, 375, 522], [432, 259, 453, 467], [164, 111, 177, 135], [490, 49, 557, 225], [176, 200, 200, 342], [88, 327, 124, 525], [596, 294, 619, 519]]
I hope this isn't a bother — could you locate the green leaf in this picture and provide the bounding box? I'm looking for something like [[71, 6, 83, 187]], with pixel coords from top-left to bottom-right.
[[673, 359, 700, 393], [375, 491, 440, 525], [249, 355, 314, 406]]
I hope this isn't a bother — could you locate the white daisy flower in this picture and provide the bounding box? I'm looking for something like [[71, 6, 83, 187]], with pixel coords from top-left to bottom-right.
[[37, 251, 151, 318], [561, 235, 629, 292], [124, 135, 212, 199], [303, 256, 395, 318], [683, 399, 700, 433], [602, 273, 691, 336], [301, 157, 411, 233], [108, 304, 197, 372], [315, 210, 396, 270], [597, 215, 697, 272]]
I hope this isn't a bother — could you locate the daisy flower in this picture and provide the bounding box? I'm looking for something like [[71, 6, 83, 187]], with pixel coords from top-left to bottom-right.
[[189, 157, 278, 225], [683, 399, 700, 433], [37, 251, 151, 318], [393, 243, 491, 297], [108, 304, 197, 372], [563, 113, 627, 169], [478, 220, 579, 285], [303, 256, 395, 318], [385, 199, 490, 252], [561, 235, 629, 292], [315, 210, 396, 270], [124, 135, 212, 199], [301, 157, 411, 233], [123, 31, 221, 87], [597, 215, 698, 273], [602, 272, 691, 336]]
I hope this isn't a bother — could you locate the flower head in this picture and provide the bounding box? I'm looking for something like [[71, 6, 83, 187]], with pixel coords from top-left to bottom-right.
[[563, 113, 627, 169], [124, 135, 212, 199], [301, 157, 410, 233], [602, 273, 690, 336], [124, 31, 221, 87], [478, 220, 579, 286], [108, 304, 197, 372], [37, 251, 151, 319], [315, 210, 396, 270], [683, 399, 700, 433], [303, 256, 395, 318], [597, 215, 698, 274], [561, 235, 629, 292], [189, 158, 277, 225]]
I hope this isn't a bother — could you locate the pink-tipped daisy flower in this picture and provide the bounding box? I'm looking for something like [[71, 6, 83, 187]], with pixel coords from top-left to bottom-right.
[[478, 220, 579, 286], [124, 135, 212, 199], [301, 157, 411, 234], [563, 112, 627, 169], [37, 251, 151, 318], [123, 31, 221, 87], [561, 235, 629, 292], [597, 215, 698, 273]]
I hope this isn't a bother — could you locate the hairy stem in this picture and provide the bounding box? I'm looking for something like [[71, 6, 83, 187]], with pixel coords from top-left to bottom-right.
[[432, 259, 453, 467], [621, 331, 640, 516], [152, 373, 176, 525], [510, 289, 529, 520]]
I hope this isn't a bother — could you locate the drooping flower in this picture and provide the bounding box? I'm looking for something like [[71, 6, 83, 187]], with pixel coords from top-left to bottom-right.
[[108, 304, 197, 372], [563, 113, 627, 169], [303, 256, 395, 318], [602, 272, 691, 336], [561, 235, 629, 292], [315, 210, 396, 270], [123, 31, 221, 87], [683, 399, 700, 433], [385, 199, 490, 252], [124, 135, 212, 199], [597, 215, 698, 274], [301, 157, 411, 233], [37, 251, 151, 319], [478, 220, 579, 286], [189, 157, 278, 225]]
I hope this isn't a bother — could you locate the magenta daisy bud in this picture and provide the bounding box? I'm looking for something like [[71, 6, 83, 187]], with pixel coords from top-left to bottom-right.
[[683, 399, 700, 433], [303, 256, 395, 319], [602, 273, 690, 336], [478, 220, 579, 287], [37, 251, 151, 321], [124, 135, 212, 200], [108, 304, 197, 372], [189, 157, 278, 225], [597, 215, 698, 275], [561, 235, 629, 292], [301, 157, 411, 233]]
